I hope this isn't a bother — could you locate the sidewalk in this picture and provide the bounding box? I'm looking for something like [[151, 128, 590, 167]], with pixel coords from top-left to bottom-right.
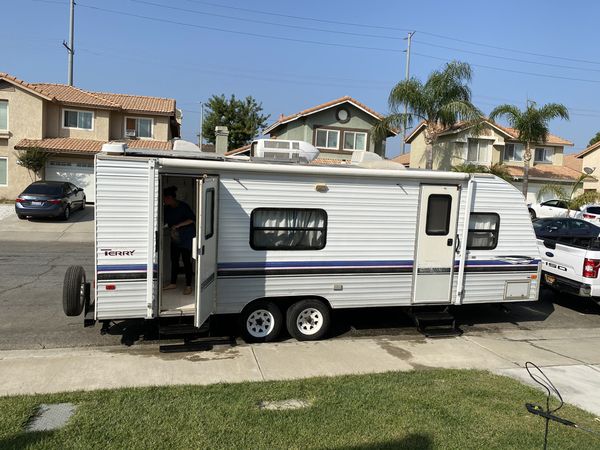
[[1, 327, 599, 415]]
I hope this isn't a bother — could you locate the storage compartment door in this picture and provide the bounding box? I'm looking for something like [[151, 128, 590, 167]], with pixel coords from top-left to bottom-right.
[[194, 176, 219, 328], [412, 185, 460, 304]]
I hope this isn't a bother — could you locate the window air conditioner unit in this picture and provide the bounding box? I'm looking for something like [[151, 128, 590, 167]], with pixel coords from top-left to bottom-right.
[[125, 129, 137, 138], [251, 139, 319, 163]]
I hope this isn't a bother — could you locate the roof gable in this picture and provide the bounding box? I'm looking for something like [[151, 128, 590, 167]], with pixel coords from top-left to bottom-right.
[[264, 96, 396, 135], [576, 140, 600, 158]]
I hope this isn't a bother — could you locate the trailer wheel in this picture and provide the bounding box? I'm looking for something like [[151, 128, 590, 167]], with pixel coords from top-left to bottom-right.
[[286, 299, 330, 341], [240, 301, 283, 343], [63, 265, 86, 316]]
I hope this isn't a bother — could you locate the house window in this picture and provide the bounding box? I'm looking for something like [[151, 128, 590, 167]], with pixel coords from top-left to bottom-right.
[[535, 147, 554, 163], [125, 117, 153, 138], [466, 138, 490, 164], [504, 143, 523, 162], [63, 109, 93, 130], [467, 213, 500, 250], [0, 100, 8, 131], [0, 157, 7, 186], [425, 195, 452, 236], [250, 208, 327, 250], [343, 131, 367, 151], [315, 129, 339, 150]]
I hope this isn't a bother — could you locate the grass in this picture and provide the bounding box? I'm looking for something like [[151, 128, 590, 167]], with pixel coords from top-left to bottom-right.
[[0, 370, 597, 449]]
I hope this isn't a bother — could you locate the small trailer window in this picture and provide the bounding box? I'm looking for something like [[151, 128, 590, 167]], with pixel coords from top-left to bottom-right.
[[250, 208, 327, 250], [425, 195, 452, 235], [467, 213, 500, 250], [204, 188, 215, 239]]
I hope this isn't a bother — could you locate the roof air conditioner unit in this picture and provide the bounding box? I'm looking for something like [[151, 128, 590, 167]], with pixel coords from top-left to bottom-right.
[[251, 139, 319, 163]]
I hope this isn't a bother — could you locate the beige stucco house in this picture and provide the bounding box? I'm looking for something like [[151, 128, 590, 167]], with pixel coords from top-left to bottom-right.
[[0, 72, 180, 202], [226, 96, 396, 162], [404, 120, 580, 203], [575, 140, 600, 192]]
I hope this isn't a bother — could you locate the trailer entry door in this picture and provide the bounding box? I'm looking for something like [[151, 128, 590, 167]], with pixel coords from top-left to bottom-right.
[[412, 185, 460, 304], [194, 176, 219, 328]]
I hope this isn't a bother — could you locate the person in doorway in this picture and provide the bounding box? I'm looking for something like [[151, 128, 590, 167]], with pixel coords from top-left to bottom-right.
[[163, 186, 195, 295]]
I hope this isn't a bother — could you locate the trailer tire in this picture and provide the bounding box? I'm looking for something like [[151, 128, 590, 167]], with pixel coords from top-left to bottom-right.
[[63, 265, 86, 316], [240, 301, 283, 343], [286, 299, 330, 341]]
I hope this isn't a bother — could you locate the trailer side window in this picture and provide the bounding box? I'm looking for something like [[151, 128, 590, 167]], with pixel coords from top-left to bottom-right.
[[204, 188, 215, 239], [250, 208, 327, 250], [467, 213, 500, 250], [425, 194, 452, 235]]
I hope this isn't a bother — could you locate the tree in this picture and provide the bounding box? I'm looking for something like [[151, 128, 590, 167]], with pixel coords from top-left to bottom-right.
[[451, 162, 512, 181], [537, 172, 600, 214], [202, 94, 269, 150], [16, 148, 50, 181], [489, 102, 569, 197], [373, 61, 483, 170], [588, 131, 600, 147]]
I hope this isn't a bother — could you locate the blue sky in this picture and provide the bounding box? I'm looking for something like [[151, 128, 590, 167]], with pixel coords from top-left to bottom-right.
[[4, 0, 600, 157]]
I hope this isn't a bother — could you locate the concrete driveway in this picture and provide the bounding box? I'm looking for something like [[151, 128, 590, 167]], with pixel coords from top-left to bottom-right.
[[0, 203, 93, 242]]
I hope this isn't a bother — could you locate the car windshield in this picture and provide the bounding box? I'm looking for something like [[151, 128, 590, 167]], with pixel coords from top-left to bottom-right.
[[23, 184, 64, 195]]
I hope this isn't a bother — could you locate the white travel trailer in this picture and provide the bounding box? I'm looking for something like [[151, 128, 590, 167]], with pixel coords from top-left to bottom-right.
[[63, 142, 541, 342]]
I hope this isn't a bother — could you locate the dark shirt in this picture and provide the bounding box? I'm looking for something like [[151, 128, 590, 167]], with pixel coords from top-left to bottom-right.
[[164, 200, 196, 249]]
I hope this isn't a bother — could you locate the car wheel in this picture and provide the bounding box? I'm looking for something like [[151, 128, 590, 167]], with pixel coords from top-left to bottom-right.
[[81, 197, 86, 210], [63, 265, 86, 316], [529, 209, 536, 220], [286, 299, 331, 341], [62, 205, 71, 221], [240, 300, 283, 343], [17, 214, 26, 220]]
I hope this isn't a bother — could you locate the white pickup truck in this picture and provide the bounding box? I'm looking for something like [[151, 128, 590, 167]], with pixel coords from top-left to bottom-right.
[[534, 217, 600, 304]]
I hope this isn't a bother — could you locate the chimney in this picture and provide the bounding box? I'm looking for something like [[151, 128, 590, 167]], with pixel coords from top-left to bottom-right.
[[215, 126, 229, 154]]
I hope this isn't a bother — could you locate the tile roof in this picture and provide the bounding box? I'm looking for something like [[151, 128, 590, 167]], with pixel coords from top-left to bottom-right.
[[225, 144, 251, 156], [309, 157, 351, 165], [263, 96, 396, 135], [0, 73, 176, 115], [575, 140, 600, 158], [405, 120, 573, 146], [505, 164, 581, 182], [391, 153, 410, 165], [563, 153, 583, 172], [15, 138, 172, 154]]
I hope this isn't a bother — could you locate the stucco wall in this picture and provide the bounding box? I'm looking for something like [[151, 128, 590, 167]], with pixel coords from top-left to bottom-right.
[[57, 107, 110, 140], [0, 83, 45, 200], [269, 104, 387, 158], [581, 151, 600, 191]]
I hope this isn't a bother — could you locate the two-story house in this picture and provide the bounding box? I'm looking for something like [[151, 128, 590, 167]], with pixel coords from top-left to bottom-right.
[[404, 120, 579, 203], [226, 96, 396, 160], [0, 72, 180, 202], [575, 140, 600, 192]]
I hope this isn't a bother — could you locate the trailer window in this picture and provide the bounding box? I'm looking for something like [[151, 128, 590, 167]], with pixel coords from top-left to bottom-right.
[[467, 213, 500, 250], [204, 188, 215, 239], [250, 208, 327, 250], [425, 195, 452, 235]]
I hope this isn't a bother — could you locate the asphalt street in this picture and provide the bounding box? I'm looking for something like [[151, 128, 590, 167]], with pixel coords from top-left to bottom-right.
[[1, 235, 600, 350]]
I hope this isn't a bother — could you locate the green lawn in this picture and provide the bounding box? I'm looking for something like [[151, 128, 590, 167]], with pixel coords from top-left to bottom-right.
[[0, 370, 597, 449]]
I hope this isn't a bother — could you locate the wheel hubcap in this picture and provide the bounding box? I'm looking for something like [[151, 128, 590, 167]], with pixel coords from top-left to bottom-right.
[[296, 308, 323, 335], [247, 309, 275, 338]]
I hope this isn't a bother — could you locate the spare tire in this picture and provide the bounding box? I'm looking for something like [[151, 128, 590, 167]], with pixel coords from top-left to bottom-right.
[[63, 265, 86, 316]]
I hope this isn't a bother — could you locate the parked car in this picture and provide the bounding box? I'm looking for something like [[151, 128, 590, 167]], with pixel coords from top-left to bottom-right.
[[528, 199, 577, 220], [534, 217, 600, 303], [15, 181, 86, 220], [573, 204, 600, 225]]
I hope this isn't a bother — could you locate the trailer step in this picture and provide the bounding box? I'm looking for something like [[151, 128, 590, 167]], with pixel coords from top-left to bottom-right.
[[159, 322, 209, 336], [410, 308, 462, 338]]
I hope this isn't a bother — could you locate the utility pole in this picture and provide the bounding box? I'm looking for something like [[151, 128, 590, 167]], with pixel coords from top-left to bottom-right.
[[62, 0, 75, 86], [401, 31, 415, 154]]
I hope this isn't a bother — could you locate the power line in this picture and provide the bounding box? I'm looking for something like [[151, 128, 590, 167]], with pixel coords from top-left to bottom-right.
[[412, 52, 600, 84], [129, 0, 404, 41], [75, 2, 401, 53]]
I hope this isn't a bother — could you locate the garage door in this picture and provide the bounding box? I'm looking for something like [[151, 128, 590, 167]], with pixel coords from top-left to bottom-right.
[[46, 160, 95, 203]]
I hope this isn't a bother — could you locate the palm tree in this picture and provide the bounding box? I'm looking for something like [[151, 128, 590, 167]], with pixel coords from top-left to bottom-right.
[[451, 162, 512, 181], [537, 172, 600, 215], [373, 61, 483, 170], [489, 102, 569, 197]]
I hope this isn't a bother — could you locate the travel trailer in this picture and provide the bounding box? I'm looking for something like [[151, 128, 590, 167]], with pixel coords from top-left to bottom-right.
[[63, 140, 541, 342]]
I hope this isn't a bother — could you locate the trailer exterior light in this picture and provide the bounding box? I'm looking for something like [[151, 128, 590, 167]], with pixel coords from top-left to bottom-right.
[[583, 258, 600, 278], [105, 284, 116, 290], [315, 183, 328, 193]]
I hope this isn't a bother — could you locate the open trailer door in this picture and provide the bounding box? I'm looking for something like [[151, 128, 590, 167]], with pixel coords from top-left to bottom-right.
[[193, 175, 219, 328]]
